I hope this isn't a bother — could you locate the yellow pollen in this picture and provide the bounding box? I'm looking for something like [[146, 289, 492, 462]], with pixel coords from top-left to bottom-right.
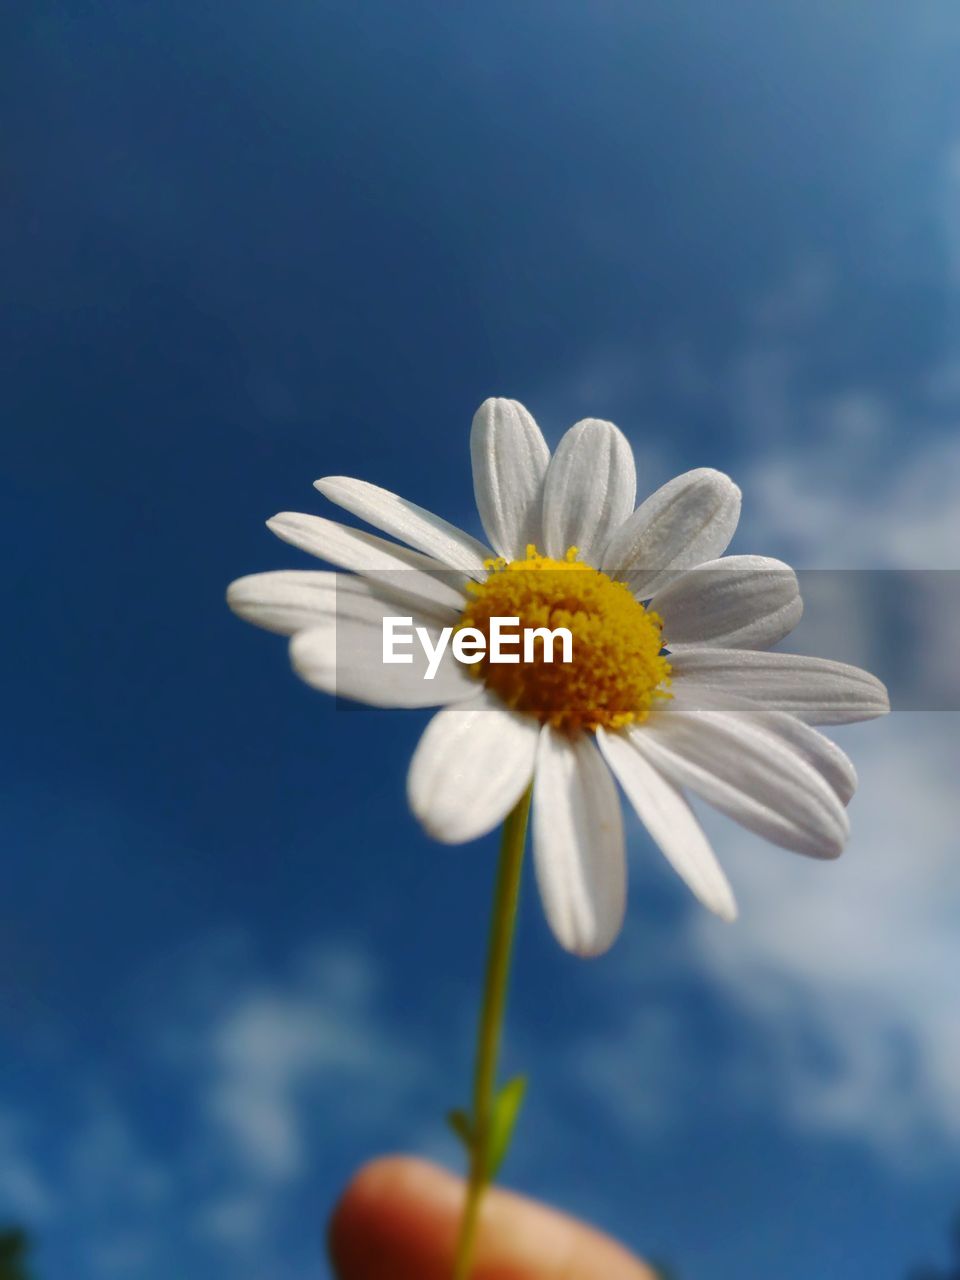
[[459, 545, 672, 733]]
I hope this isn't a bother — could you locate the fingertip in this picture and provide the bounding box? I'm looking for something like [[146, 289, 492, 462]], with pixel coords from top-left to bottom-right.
[[328, 1155, 656, 1280], [328, 1156, 461, 1280]]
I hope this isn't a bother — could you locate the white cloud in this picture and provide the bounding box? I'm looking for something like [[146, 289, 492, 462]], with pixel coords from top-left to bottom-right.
[[0, 1096, 170, 1275], [692, 714, 960, 1160], [193, 941, 428, 1185], [571, 713, 960, 1169], [550, 245, 960, 1164], [739, 427, 960, 569], [206, 987, 380, 1180], [0, 938, 434, 1276], [140, 936, 439, 1273], [566, 1004, 693, 1133], [65, 1099, 169, 1210], [569, 328, 960, 1164], [0, 1113, 54, 1222], [194, 1194, 271, 1249]]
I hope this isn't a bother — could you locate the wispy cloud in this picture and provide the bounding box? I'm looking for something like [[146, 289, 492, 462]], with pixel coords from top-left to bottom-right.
[[159, 937, 439, 1265], [693, 714, 960, 1161], [0, 1111, 55, 1222], [0, 937, 438, 1278], [562, 291, 960, 1164]]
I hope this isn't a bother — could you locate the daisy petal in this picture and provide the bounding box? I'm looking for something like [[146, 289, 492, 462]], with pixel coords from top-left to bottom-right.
[[228, 569, 344, 635], [542, 419, 637, 565], [669, 647, 890, 725], [407, 693, 539, 843], [226, 570, 454, 636], [758, 714, 858, 805], [601, 468, 741, 598], [597, 727, 737, 921], [533, 727, 626, 957], [267, 512, 465, 615], [652, 555, 803, 650], [314, 476, 490, 575], [669, 686, 858, 804], [289, 593, 475, 708], [470, 398, 551, 559], [632, 709, 850, 859]]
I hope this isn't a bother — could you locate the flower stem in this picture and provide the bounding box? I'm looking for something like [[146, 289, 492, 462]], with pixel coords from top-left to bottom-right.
[[451, 783, 533, 1280]]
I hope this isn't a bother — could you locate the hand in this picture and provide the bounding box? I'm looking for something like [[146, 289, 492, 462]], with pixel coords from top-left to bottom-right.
[[328, 1156, 656, 1279]]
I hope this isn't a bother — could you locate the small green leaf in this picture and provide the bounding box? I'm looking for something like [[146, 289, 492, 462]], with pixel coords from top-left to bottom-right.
[[446, 1108, 473, 1149], [486, 1075, 527, 1178]]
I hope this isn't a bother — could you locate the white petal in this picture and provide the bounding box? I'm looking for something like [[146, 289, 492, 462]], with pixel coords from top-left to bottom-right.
[[407, 693, 539, 844], [532, 727, 626, 956], [227, 570, 454, 636], [632, 709, 850, 859], [669, 647, 890, 725], [652, 555, 802, 651], [288, 593, 476, 708], [668, 685, 857, 804], [267, 512, 465, 616], [597, 727, 737, 921], [228, 569, 340, 635], [755, 715, 857, 806], [542, 419, 637, 565], [601, 468, 741, 598], [314, 476, 490, 575], [470, 398, 550, 559]]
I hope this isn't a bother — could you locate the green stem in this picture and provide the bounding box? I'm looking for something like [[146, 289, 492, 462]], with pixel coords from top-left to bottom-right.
[[451, 783, 533, 1280]]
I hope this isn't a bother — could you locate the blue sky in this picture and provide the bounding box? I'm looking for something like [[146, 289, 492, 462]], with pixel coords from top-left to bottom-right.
[[4, 2, 960, 1277]]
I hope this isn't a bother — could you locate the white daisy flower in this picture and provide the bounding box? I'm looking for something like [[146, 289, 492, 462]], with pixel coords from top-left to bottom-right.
[[228, 398, 889, 957]]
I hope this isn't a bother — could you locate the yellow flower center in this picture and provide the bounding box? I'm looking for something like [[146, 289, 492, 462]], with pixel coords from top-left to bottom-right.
[[459, 545, 672, 733]]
